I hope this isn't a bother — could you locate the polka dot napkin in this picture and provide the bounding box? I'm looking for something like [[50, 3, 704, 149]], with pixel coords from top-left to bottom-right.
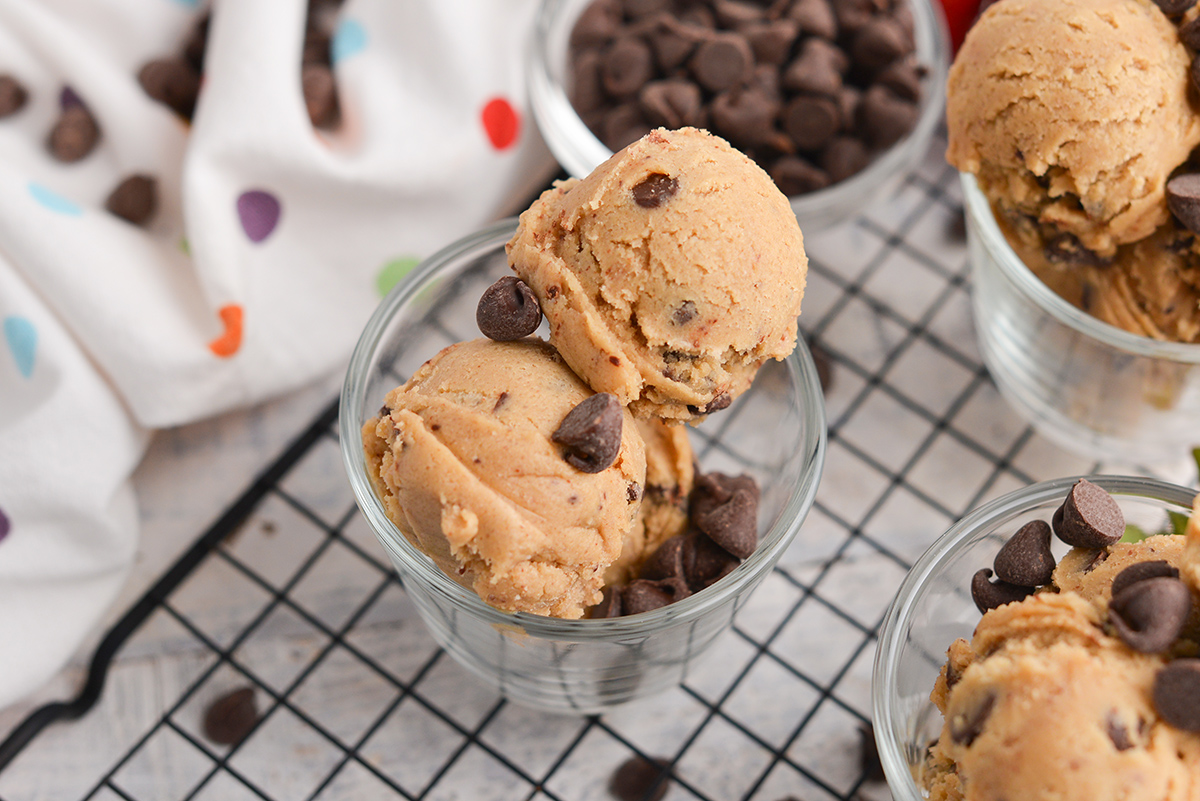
[[0, 0, 550, 709]]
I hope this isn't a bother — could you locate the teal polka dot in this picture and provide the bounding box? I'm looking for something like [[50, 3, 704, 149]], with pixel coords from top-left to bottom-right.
[[332, 18, 367, 63], [28, 182, 82, 216], [4, 316, 37, 378], [171, 0, 200, 6], [376, 257, 419, 297]]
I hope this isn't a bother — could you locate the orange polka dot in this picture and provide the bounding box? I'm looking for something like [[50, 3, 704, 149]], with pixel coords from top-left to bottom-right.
[[481, 97, 519, 150], [208, 304, 243, 358]]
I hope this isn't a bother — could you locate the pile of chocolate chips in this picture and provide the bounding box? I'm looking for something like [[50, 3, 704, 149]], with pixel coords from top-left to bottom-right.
[[592, 470, 761, 617], [137, 0, 342, 130], [567, 0, 925, 197], [970, 478, 1200, 734]]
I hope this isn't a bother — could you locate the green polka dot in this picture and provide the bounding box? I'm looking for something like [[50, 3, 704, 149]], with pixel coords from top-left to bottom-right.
[[376, 257, 419, 297], [179, 237, 190, 256]]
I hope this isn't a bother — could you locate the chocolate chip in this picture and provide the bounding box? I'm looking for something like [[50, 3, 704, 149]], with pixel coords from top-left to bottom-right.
[[852, 18, 911, 72], [859, 722, 885, 782], [600, 102, 653, 152], [833, 0, 877, 36], [1152, 0, 1196, 15], [47, 104, 100, 162], [603, 36, 656, 98], [687, 391, 732, 415], [783, 38, 846, 96], [492, 391, 510, 414], [786, 0, 839, 40], [1166, 173, 1200, 235], [1043, 232, 1110, 266], [949, 691, 995, 746], [820, 135, 871, 182], [105, 175, 158, 226], [693, 484, 758, 559], [138, 57, 201, 119], [876, 59, 923, 103], [689, 32, 754, 92], [743, 19, 800, 65], [713, 0, 766, 26], [682, 530, 740, 590], [1181, 16, 1200, 51], [771, 156, 832, 196], [640, 535, 687, 582], [672, 300, 698, 325], [647, 17, 701, 72], [992, 519, 1056, 588], [1107, 576, 1191, 653], [302, 63, 339, 129], [590, 586, 624, 618], [639, 78, 704, 129], [552, 392, 624, 473], [0, 75, 28, 118], [572, 0, 622, 49], [477, 276, 542, 341], [202, 686, 259, 746], [971, 568, 1034, 613], [783, 94, 841, 151], [627, 481, 642, 502], [1111, 560, 1180, 598], [1106, 712, 1134, 751], [1052, 479, 1124, 549], [609, 754, 671, 801], [621, 578, 683, 614], [710, 85, 782, 148], [632, 172, 679, 208], [857, 84, 918, 149], [1153, 659, 1200, 731]]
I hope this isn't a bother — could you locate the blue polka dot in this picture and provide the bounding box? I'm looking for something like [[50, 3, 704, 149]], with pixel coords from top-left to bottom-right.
[[4, 316, 37, 379], [331, 18, 367, 63], [28, 182, 82, 216]]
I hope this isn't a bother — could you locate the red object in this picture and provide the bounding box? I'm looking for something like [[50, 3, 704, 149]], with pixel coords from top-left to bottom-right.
[[481, 97, 520, 150], [938, 0, 984, 52]]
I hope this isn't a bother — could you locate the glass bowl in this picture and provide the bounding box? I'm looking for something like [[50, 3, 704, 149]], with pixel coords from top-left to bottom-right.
[[526, 0, 951, 233], [872, 474, 1198, 801], [963, 173, 1200, 465], [340, 218, 826, 714]]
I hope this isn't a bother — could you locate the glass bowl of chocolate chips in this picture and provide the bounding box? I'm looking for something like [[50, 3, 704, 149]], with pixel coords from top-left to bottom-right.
[[873, 475, 1200, 801], [527, 0, 950, 232]]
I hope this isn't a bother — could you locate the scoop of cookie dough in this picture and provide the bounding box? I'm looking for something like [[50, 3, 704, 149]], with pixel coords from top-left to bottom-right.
[[946, 0, 1200, 257], [506, 127, 807, 421], [361, 338, 646, 619]]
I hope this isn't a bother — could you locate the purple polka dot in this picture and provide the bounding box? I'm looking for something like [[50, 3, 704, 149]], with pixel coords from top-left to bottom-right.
[[59, 85, 84, 109], [0, 507, 9, 543], [236, 190, 281, 244]]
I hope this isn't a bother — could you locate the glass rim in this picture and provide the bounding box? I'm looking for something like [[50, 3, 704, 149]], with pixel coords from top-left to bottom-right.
[[526, 0, 952, 220], [960, 171, 1200, 364], [871, 473, 1199, 801], [339, 217, 827, 641]]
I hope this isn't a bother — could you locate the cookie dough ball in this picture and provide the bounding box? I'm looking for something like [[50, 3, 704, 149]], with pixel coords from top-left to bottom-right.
[[507, 127, 807, 421], [946, 0, 1200, 257], [362, 338, 646, 618]]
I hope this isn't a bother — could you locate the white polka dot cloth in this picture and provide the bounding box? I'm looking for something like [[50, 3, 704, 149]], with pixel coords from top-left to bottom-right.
[[0, 0, 549, 708]]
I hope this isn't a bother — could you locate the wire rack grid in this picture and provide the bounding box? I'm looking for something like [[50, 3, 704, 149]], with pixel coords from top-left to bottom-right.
[[0, 131, 1193, 801]]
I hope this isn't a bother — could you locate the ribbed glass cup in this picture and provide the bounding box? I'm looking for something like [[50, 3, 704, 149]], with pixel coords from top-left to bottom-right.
[[872, 474, 1198, 800], [526, 0, 950, 233], [963, 173, 1200, 464], [341, 219, 826, 714]]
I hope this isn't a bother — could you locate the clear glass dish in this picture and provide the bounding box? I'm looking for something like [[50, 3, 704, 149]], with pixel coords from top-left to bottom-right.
[[872, 474, 1198, 800], [340, 218, 826, 714], [526, 0, 950, 233], [963, 173, 1200, 465]]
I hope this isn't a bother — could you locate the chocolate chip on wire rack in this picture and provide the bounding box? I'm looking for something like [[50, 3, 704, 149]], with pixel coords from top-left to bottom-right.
[[970, 568, 1033, 613], [476, 276, 542, 341], [1110, 560, 1179, 598], [992, 519, 1056, 588], [608, 754, 672, 801], [1051, 479, 1124, 549], [552, 392, 623, 473], [1107, 577, 1192, 653], [1153, 659, 1200, 732], [202, 686, 259, 746]]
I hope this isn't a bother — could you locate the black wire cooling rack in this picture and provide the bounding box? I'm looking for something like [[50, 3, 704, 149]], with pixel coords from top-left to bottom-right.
[[1, 132, 1185, 801]]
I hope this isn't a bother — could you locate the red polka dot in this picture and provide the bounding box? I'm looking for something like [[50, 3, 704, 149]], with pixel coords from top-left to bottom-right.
[[481, 97, 519, 150], [208, 304, 243, 357]]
